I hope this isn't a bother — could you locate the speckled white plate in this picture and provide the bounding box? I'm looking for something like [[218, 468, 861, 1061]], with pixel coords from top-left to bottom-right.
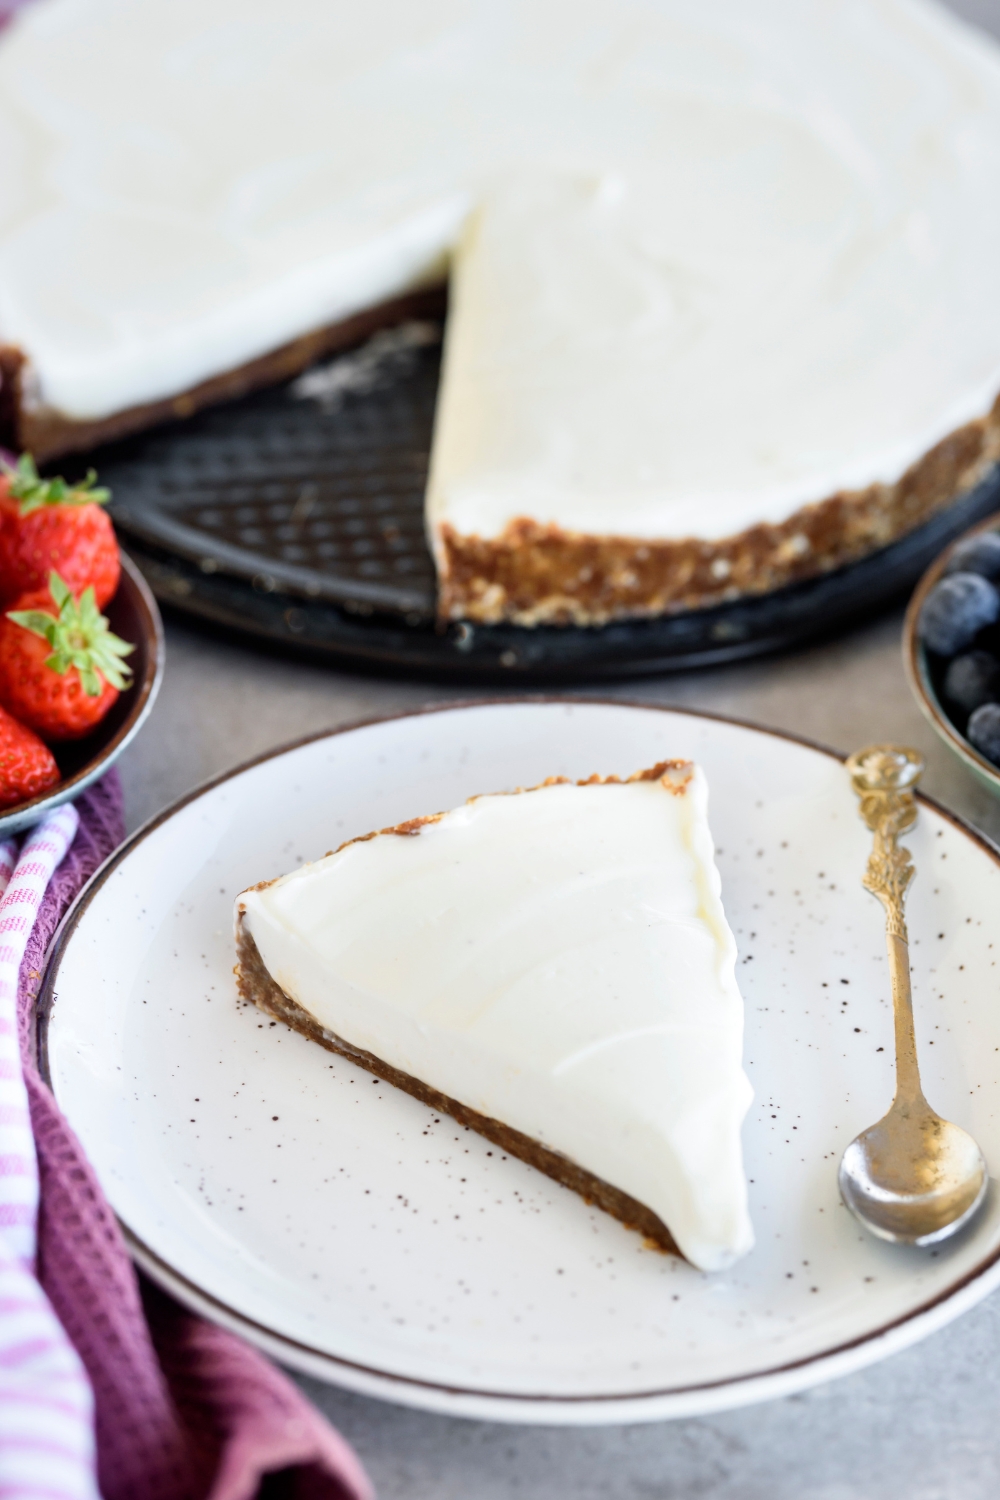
[[40, 701, 1000, 1423]]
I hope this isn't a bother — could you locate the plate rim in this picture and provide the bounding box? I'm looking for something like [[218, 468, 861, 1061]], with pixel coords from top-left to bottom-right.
[[36, 697, 1000, 1420]]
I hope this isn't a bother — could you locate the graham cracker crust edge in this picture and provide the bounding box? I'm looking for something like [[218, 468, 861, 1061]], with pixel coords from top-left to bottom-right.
[[233, 915, 679, 1258], [435, 391, 1000, 625]]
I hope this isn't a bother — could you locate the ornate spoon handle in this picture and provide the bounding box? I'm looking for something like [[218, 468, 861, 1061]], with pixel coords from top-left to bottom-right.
[[845, 745, 926, 1107], [839, 743, 986, 1245]]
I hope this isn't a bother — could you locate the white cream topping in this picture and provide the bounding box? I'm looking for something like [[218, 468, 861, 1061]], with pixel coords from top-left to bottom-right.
[[237, 768, 754, 1272], [3, 0, 1000, 541], [427, 148, 1000, 544]]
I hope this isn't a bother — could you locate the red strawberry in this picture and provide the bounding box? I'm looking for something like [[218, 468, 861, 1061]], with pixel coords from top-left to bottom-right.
[[0, 703, 60, 810], [0, 572, 134, 743], [0, 453, 120, 608]]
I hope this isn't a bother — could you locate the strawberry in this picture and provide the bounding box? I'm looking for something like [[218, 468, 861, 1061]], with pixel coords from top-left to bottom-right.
[[0, 703, 60, 810], [0, 453, 119, 608], [0, 572, 134, 742]]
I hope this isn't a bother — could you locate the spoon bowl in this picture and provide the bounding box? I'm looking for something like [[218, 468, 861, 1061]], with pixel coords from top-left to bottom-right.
[[840, 1104, 988, 1246]]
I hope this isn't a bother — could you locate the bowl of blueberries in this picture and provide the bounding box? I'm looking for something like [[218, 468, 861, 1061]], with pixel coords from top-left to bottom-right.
[[906, 512, 1000, 794]]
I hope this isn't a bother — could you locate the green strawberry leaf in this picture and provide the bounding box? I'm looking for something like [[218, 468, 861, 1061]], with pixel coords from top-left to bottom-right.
[[6, 570, 134, 696], [48, 571, 74, 611], [0, 452, 111, 516], [7, 609, 61, 645]]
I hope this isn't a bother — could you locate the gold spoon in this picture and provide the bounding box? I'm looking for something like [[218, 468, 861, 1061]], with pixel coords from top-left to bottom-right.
[[839, 745, 988, 1246]]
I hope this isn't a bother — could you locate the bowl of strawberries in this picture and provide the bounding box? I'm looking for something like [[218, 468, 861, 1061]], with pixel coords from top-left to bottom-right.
[[0, 451, 163, 832]]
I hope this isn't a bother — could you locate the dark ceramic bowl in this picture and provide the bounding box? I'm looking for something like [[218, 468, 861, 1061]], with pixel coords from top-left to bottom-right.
[[904, 509, 1000, 799], [0, 550, 165, 835]]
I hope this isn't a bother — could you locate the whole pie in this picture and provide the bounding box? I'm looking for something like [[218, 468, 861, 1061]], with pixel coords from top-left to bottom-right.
[[2, 0, 1000, 624]]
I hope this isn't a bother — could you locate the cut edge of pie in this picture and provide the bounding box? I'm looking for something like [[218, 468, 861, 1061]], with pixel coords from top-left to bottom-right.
[[0, 285, 446, 466]]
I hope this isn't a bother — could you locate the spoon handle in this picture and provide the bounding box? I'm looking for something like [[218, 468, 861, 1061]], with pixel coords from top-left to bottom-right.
[[845, 745, 926, 1107]]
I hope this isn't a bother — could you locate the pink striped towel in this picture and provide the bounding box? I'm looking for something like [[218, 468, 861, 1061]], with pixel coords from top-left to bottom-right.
[[4, 775, 372, 1500], [0, 806, 97, 1499]]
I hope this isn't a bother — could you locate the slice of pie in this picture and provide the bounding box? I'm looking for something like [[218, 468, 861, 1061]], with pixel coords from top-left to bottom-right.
[[234, 761, 754, 1272]]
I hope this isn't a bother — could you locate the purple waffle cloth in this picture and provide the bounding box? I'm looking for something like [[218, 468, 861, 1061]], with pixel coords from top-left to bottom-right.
[[18, 773, 372, 1500]]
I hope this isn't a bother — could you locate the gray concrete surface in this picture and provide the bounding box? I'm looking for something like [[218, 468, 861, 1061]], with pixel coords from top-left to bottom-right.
[[111, 2, 1000, 1491]]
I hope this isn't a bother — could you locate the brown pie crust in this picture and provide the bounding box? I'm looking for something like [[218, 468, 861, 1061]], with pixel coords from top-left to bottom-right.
[[435, 392, 1000, 625], [0, 285, 446, 465], [233, 762, 697, 1258]]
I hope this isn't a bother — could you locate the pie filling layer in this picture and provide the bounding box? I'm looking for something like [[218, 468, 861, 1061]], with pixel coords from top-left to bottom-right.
[[235, 763, 754, 1273]]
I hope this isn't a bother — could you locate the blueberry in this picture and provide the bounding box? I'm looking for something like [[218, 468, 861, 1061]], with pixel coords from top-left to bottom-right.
[[967, 702, 1000, 766], [943, 650, 1000, 715], [918, 572, 1000, 655], [945, 531, 1000, 581]]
